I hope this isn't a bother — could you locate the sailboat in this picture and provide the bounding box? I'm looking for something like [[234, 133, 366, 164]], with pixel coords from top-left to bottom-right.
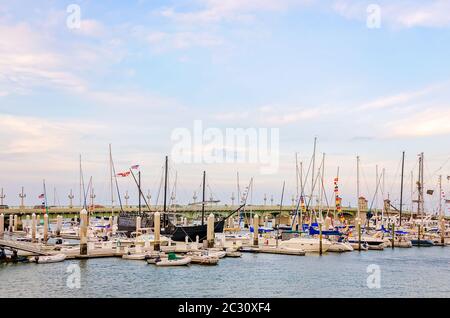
[[118, 154, 244, 242]]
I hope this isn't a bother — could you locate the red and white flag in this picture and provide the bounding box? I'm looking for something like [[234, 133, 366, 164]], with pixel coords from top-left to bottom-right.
[[38, 193, 45, 199], [116, 171, 131, 177]]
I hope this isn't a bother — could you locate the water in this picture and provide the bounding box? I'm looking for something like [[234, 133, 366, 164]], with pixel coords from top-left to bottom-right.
[[1, 247, 449, 298]]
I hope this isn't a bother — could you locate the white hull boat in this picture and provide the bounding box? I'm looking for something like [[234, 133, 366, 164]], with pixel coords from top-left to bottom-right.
[[328, 242, 354, 252], [32, 254, 66, 264], [279, 237, 332, 253], [155, 256, 191, 266]]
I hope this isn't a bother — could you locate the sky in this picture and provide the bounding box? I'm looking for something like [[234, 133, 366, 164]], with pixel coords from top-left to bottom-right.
[[0, 0, 449, 214]]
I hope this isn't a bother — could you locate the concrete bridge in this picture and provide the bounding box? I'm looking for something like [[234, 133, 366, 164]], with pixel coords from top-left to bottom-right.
[[0, 204, 426, 219]]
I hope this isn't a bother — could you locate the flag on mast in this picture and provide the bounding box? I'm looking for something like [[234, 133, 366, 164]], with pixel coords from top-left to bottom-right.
[[131, 164, 140, 170], [116, 171, 131, 177], [38, 193, 45, 199]]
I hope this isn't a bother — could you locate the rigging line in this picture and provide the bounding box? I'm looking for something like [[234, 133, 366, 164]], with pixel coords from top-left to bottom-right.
[[154, 165, 164, 210], [387, 158, 402, 198], [368, 172, 383, 212]]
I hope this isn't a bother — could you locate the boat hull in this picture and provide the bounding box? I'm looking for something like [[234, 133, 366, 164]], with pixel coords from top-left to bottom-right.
[[169, 221, 225, 242]]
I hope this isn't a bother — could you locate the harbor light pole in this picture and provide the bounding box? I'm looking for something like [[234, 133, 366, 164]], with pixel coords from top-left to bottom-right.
[[125, 191, 130, 208], [0, 188, 5, 206], [263, 193, 267, 206], [68, 190, 74, 208], [231, 192, 235, 206], [146, 190, 151, 206], [19, 187, 26, 209], [90, 188, 96, 209]]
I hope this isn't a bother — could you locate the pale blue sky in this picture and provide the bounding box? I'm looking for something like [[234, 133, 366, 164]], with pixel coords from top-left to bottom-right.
[[0, 0, 449, 213]]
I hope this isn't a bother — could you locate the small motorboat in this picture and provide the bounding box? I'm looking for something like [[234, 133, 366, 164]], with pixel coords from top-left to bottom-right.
[[154, 253, 191, 266], [187, 252, 219, 265], [411, 239, 434, 247], [208, 250, 227, 259], [122, 253, 149, 260], [349, 242, 369, 251], [32, 254, 66, 264], [328, 242, 354, 252], [225, 248, 242, 258]]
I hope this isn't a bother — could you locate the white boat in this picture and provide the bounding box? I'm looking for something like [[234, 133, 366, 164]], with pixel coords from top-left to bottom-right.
[[122, 253, 149, 260], [187, 252, 220, 265], [349, 241, 369, 251], [279, 237, 332, 253], [208, 250, 227, 259], [328, 241, 354, 252], [155, 256, 191, 266], [32, 254, 66, 264], [225, 248, 242, 258]]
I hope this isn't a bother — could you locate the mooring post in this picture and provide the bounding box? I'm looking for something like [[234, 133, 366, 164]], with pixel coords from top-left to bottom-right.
[[253, 214, 259, 247], [207, 213, 215, 248], [154, 211, 161, 251], [56, 215, 62, 236], [13, 215, 18, 232], [136, 216, 141, 235], [80, 209, 88, 255], [391, 223, 395, 249], [358, 220, 362, 252], [0, 214, 4, 237], [319, 222, 323, 255], [8, 214, 13, 232], [31, 213, 37, 243], [43, 214, 49, 243], [418, 224, 421, 247]]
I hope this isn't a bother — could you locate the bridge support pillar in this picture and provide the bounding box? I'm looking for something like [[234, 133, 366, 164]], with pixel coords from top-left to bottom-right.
[[31, 214, 36, 243]]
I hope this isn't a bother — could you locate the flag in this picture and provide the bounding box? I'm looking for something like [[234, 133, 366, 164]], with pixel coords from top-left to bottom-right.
[[116, 171, 131, 177], [131, 164, 140, 170], [426, 189, 434, 195], [38, 193, 45, 199]]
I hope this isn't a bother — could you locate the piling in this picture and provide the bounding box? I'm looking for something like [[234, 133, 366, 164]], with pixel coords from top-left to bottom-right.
[[56, 215, 62, 236], [183, 217, 188, 226], [357, 220, 361, 252], [31, 213, 37, 243], [37, 214, 41, 226], [13, 215, 18, 232], [253, 214, 259, 247], [80, 209, 88, 255], [43, 214, 49, 242], [0, 214, 4, 237], [264, 216, 268, 228], [154, 211, 161, 251], [417, 224, 421, 247], [25, 215, 30, 233], [9, 214, 13, 232], [440, 218, 445, 245], [207, 213, 215, 248], [136, 216, 142, 234], [391, 223, 395, 249], [319, 222, 323, 255]]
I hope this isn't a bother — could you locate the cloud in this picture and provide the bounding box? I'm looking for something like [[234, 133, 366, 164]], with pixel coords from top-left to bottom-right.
[[145, 31, 224, 52], [158, 0, 313, 24], [0, 114, 104, 155], [385, 107, 450, 138], [333, 0, 450, 28], [357, 85, 440, 111]]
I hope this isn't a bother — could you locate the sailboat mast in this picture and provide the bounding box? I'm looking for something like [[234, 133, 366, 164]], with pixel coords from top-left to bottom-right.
[[311, 137, 317, 200], [79, 154, 82, 208], [163, 156, 168, 213], [399, 151, 405, 226], [138, 170, 142, 214], [295, 153, 299, 199], [109, 144, 114, 214], [202, 171, 206, 226], [356, 156, 360, 225]]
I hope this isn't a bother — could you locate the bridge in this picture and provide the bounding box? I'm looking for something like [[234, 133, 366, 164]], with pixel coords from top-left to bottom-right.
[[0, 205, 434, 220]]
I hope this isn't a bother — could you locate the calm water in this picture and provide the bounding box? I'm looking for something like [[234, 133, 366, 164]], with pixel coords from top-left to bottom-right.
[[1, 247, 449, 298]]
